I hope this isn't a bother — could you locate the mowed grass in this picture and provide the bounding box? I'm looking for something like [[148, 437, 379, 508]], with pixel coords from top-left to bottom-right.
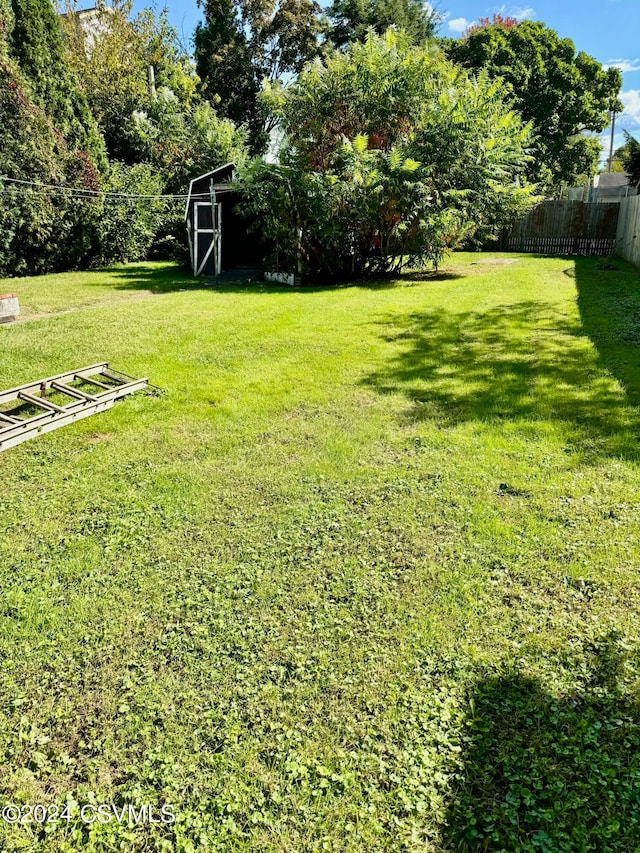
[[1, 255, 640, 852]]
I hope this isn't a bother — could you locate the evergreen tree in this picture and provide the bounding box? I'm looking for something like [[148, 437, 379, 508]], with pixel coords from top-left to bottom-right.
[[327, 0, 440, 49], [195, 0, 325, 153], [621, 131, 640, 188], [9, 0, 105, 168], [0, 0, 103, 274]]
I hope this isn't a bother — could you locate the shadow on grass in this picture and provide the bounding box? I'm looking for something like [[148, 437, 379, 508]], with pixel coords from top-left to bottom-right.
[[362, 276, 640, 460], [205, 267, 465, 293], [445, 634, 640, 851], [100, 263, 464, 295], [101, 264, 203, 293], [574, 256, 640, 409]]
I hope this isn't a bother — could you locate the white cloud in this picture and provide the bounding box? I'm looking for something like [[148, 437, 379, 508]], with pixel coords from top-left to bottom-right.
[[448, 16, 472, 33], [619, 90, 640, 127], [491, 4, 536, 20], [444, 3, 534, 37], [604, 59, 640, 73]]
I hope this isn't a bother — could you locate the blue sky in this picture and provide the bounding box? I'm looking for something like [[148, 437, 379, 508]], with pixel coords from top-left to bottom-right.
[[434, 0, 640, 161], [131, 0, 640, 162]]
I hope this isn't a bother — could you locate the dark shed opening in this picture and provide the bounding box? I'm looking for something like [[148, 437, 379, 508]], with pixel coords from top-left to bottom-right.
[[184, 164, 263, 278]]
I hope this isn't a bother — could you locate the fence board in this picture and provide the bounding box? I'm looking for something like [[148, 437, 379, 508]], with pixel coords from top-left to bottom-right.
[[501, 201, 619, 256], [616, 195, 640, 267]]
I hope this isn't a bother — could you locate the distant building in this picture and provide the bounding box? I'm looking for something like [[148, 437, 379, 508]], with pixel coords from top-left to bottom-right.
[[60, 5, 113, 54], [567, 172, 636, 203], [593, 172, 636, 198]]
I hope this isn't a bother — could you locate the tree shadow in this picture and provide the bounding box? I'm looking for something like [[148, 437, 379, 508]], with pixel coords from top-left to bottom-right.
[[85, 258, 469, 298], [445, 634, 640, 851], [194, 268, 465, 294], [394, 270, 465, 283], [100, 262, 465, 295], [574, 257, 640, 409], [362, 295, 640, 460], [98, 264, 204, 293]]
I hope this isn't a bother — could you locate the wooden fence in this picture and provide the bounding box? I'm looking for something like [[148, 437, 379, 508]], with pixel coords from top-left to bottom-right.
[[615, 194, 640, 267], [500, 201, 620, 256]]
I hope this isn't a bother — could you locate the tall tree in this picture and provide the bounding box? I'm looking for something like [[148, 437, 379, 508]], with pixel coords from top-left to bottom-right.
[[62, 0, 197, 159], [620, 131, 640, 188], [0, 0, 104, 274], [327, 0, 440, 49], [194, 0, 325, 153], [241, 30, 534, 281], [443, 19, 623, 191], [8, 0, 105, 167]]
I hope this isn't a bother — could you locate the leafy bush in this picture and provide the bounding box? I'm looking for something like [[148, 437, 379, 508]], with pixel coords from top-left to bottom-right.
[[122, 89, 247, 195], [0, 51, 102, 276], [239, 140, 467, 279], [93, 162, 166, 266], [238, 30, 535, 282], [0, 0, 107, 277]]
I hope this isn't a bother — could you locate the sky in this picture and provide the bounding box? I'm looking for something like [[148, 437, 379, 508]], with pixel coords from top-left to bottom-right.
[[129, 0, 640, 165]]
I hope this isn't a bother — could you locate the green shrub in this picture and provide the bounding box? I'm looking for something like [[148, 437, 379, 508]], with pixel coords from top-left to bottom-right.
[[238, 30, 535, 282], [93, 162, 166, 266]]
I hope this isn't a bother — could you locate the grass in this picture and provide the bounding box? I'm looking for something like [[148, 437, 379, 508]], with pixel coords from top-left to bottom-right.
[[0, 254, 640, 851]]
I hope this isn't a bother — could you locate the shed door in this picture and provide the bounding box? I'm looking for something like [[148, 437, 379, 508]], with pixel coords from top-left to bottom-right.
[[194, 202, 222, 276]]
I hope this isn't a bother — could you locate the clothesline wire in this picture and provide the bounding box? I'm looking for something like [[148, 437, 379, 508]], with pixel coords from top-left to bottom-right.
[[0, 175, 216, 201]]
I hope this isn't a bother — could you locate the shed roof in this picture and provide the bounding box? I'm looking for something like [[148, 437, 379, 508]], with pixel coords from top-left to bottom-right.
[[184, 163, 236, 219]]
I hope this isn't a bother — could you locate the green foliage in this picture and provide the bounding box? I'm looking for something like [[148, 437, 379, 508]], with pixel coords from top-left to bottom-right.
[[0, 17, 103, 276], [239, 146, 466, 279], [2, 0, 245, 277], [0, 0, 108, 276], [620, 131, 640, 187], [93, 163, 166, 266], [241, 31, 534, 281], [122, 88, 247, 194], [443, 20, 623, 191], [61, 0, 247, 269], [195, 0, 326, 153], [0, 0, 13, 37], [9, 0, 105, 168], [327, 0, 440, 48], [607, 143, 627, 174], [62, 0, 197, 161], [119, 89, 248, 262]]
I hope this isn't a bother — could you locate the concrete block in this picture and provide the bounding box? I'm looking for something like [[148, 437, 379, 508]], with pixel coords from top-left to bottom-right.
[[0, 294, 19, 324]]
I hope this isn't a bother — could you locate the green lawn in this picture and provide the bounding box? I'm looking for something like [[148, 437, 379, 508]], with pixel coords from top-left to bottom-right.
[[1, 255, 640, 852]]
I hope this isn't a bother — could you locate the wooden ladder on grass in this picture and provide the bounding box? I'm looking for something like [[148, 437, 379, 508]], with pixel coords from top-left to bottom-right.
[[0, 363, 148, 452]]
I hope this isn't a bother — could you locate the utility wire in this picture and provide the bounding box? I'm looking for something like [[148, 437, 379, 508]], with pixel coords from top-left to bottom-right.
[[0, 175, 214, 201]]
